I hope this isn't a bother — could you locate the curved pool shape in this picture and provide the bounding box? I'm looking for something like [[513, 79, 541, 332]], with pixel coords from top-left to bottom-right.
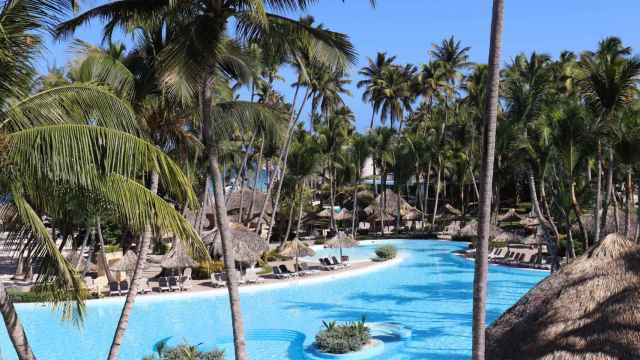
[[0, 240, 547, 359]]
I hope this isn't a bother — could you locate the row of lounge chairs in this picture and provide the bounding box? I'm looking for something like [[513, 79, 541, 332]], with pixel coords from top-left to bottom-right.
[[319, 256, 350, 270], [489, 248, 550, 269], [157, 276, 192, 292], [210, 270, 262, 287], [108, 279, 152, 296]]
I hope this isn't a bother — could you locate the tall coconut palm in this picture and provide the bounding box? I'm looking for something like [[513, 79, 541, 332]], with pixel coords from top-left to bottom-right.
[[358, 52, 397, 128], [472, 1, 504, 360], [57, 2, 359, 359], [577, 37, 640, 243]]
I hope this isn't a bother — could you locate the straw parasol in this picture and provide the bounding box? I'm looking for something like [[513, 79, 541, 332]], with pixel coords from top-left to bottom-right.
[[278, 238, 315, 269], [111, 249, 138, 280], [160, 239, 198, 273], [204, 223, 268, 264], [334, 208, 352, 222], [486, 233, 640, 359], [325, 231, 358, 248], [493, 231, 524, 244], [226, 188, 272, 216]]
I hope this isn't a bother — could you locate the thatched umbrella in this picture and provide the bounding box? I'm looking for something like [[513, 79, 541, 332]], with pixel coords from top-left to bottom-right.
[[278, 238, 315, 269], [160, 240, 198, 275], [494, 231, 524, 244], [458, 219, 503, 238], [334, 209, 352, 221], [204, 223, 268, 264], [486, 233, 640, 359], [111, 249, 138, 280], [325, 231, 358, 248]]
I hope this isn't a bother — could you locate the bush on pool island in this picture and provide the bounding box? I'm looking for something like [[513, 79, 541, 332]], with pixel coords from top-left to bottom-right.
[[315, 318, 371, 354], [374, 245, 397, 261], [142, 343, 224, 360]]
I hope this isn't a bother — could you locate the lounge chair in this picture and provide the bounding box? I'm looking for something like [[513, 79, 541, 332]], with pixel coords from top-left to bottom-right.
[[183, 268, 192, 280], [179, 276, 192, 291], [244, 270, 261, 283], [319, 258, 338, 270], [210, 273, 226, 287], [279, 264, 298, 277], [272, 267, 290, 279], [108, 282, 120, 296], [119, 280, 129, 295], [331, 256, 349, 268], [158, 277, 171, 292], [168, 276, 179, 291], [140, 278, 152, 294]]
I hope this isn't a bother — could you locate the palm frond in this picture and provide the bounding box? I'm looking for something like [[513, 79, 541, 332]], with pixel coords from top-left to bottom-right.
[[5, 124, 197, 206], [1, 83, 137, 133]]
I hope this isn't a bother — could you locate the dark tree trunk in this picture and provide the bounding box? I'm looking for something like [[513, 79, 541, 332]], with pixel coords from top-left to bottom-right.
[[594, 140, 603, 242], [472, 1, 503, 359], [0, 282, 35, 360], [600, 148, 614, 237], [108, 171, 158, 360]]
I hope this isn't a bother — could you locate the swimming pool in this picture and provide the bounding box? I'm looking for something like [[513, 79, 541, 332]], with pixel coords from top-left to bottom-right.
[[0, 240, 547, 359]]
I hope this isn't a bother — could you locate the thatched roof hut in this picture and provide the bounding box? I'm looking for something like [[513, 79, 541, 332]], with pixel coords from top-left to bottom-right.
[[458, 219, 503, 238], [578, 207, 638, 240], [367, 210, 395, 223], [493, 231, 523, 244], [203, 223, 268, 263], [226, 188, 272, 215], [324, 231, 358, 248], [403, 208, 423, 221], [486, 233, 640, 359], [111, 250, 138, 272], [334, 209, 352, 221], [160, 240, 198, 270], [364, 189, 414, 216], [497, 208, 525, 222]]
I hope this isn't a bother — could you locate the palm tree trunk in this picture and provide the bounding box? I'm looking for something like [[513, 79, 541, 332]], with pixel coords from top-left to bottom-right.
[[246, 139, 264, 227], [329, 163, 337, 232], [600, 148, 614, 236], [472, 1, 503, 359], [265, 87, 311, 242], [75, 226, 91, 268], [200, 77, 248, 360], [527, 169, 560, 271], [0, 282, 35, 360], [96, 218, 115, 284], [296, 182, 306, 236], [423, 161, 431, 229], [540, 177, 561, 246], [626, 169, 633, 238], [108, 171, 158, 360], [396, 185, 401, 231], [594, 140, 603, 242], [431, 160, 442, 226], [570, 181, 590, 247], [284, 202, 295, 243], [612, 185, 620, 233], [351, 179, 358, 238], [470, 167, 480, 201]]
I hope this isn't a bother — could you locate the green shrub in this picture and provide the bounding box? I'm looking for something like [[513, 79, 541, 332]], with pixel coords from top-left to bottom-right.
[[314, 238, 327, 245], [262, 249, 287, 262], [153, 241, 170, 255], [374, 245, 397, 260], [192, 261, 225, 280], [143, 342, 224, 360], [315, 317, 370, 354], [256, 259, 272, 275]]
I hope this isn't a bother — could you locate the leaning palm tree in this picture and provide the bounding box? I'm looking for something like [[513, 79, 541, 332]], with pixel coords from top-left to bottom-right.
[[57, 2, 361, 359], [472, 1, 504, 360]]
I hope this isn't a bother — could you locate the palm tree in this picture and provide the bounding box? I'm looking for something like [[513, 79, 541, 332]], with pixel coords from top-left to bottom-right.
[[346, 134, 371, 237], [577, 37, 640, 243], [57, 2, 359, 359], [358, 52, 397, 128], [471, 1, 504, 360], [1, 3, 204, 360]]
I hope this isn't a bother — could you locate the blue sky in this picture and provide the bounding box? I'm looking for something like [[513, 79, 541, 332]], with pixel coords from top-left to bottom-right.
[[41, 0, 640, 131]]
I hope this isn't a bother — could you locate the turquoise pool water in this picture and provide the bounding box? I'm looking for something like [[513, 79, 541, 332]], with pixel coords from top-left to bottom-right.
[[0, 240, 546, 359]]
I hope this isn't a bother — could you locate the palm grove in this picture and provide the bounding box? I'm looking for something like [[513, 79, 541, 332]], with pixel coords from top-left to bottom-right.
[[0, 0, 639, 359]]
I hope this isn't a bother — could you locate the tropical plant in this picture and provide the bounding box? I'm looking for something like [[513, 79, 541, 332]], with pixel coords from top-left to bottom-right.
[[315, 317, 370, 354]]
